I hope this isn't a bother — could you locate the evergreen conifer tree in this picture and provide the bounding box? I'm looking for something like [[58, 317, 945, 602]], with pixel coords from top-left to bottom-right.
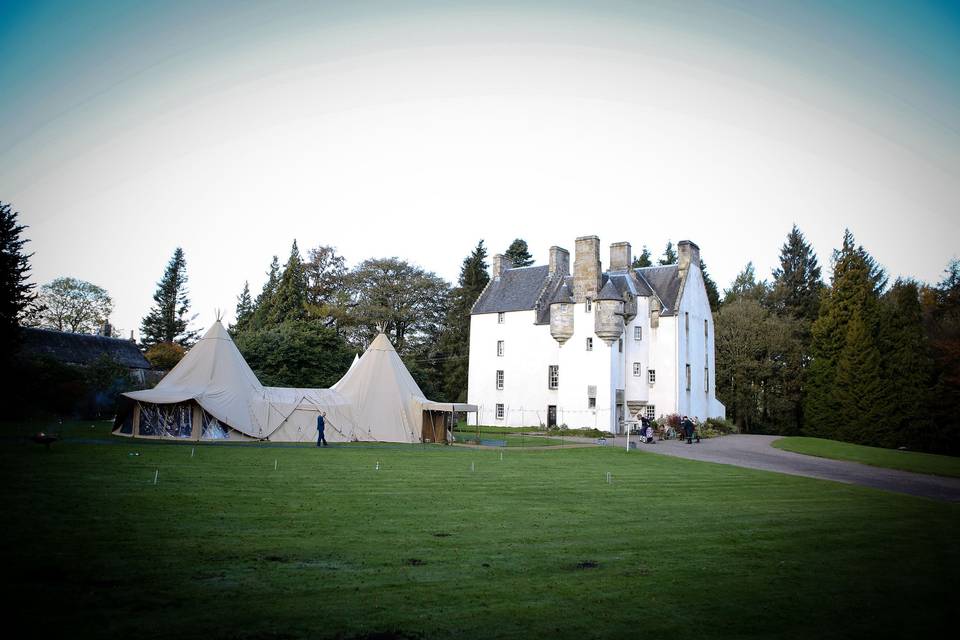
[[769, 225, 823, 321], [805, 230, 885, 440], [140, 248, 198, 347], [233, 281, 254, 334], [266, 241, 307, 326], [659, 241, 678, 265], [877, 280, 933, 446], [833, 309, 888, 445], [248, 255, 280, 330], [631, 246, 653, 268], [504, 239, 534, 267], [0, 202, 36, 361], [438, 241, 490, 401], [700, 259, 720, 312], [723, 262, 767, 304]]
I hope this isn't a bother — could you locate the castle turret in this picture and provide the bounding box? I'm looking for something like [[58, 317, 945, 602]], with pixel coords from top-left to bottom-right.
[[594, 279, 624, 344], [549, 283, 575, 345]]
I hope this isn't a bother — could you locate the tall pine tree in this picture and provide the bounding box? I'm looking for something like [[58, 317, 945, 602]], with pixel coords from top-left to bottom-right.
[[438, 241, 490, 401], [699, 259, 720, 312], [232, 281, 254, 334], [878, 279, 933, 447], [248, 255, 280, 330], [631, 246, 653, 268], [265, 241, 308, 326], [768, 225, 823, 322], [0, 202, 36, 361], [659, 241, 678, 265], [140, 247, 198, 347], [833, 308, 888, 445], [504, 239, 534, 267], [805, 230, 885, 440]]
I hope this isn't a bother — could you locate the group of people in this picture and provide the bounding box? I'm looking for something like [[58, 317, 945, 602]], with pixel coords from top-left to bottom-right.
[[633, 414, 700, 444]]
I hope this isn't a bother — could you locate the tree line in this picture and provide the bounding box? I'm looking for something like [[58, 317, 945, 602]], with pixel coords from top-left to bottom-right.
[[714, 226, 959, 454], [2, 199, 956, 452]]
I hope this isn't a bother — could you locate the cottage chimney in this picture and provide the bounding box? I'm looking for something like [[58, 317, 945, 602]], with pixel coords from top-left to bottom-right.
[[130, 330, 135, 342], [548, 246, 570, 276], [100, 321, 112, 337], [609, 242, 632, 272], [572, 235, 601, 303], [492, 254, 513, 279], [677, 240, 700, 278]]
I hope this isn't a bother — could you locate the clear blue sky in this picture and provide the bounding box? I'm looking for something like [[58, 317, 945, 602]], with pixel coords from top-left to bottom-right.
[[1, 1, 958, 336]]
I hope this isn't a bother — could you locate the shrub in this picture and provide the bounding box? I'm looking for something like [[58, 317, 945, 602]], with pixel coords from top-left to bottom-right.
[[145, 342, 186, 370]]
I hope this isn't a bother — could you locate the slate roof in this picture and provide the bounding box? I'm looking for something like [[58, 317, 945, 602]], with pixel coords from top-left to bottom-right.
[[20, 327, 152, 369], [472, 263, 684, 317], [472, 265, 551, 314], [595, 279, 622, 301], [635, 265, 681, 315]]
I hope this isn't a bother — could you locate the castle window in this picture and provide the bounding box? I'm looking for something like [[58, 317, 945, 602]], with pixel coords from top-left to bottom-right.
[[588, 397, 596, 409], [560, 303, 568, 313], [686, 364, 691, 391], [496, 404, 504, 420], [648, 369, 656, 384], [645, 405, 656, 420], [586, 337, 593, 351], [498, 312, 505, 324], [585, 299, 592, 312], [633, 362, 642, 376], [704, 318, 708, 340], [704, 367, 709, 393], [497, 340, 504, 357], [618, 338, 623, 353], [496, 370, 504, 390], [634, 326, 642, 341], [548, 365, 559, 390]]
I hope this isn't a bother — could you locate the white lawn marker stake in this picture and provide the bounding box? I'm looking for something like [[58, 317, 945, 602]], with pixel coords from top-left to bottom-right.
[[376, 460, 380, 471], [191, 447, 195, 458], [274, 459, 278, 471], [154, 469, 159, 485], [500, 451, 503, 462], [471, 461, 475, 472], [606, 472, 612, 484]]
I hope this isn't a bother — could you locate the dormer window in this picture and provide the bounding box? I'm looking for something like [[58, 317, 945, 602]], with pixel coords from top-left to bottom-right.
[[585, 299, 592, 312], [497, 312, 505, 324]]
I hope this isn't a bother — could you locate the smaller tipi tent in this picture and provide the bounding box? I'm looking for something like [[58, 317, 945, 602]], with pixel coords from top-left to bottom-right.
[[333, 332, 476, 443]]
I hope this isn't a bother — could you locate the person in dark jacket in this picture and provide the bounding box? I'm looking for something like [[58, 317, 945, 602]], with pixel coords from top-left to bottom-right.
[[316, 411, 328, 447], [682, 416, 694, 444]]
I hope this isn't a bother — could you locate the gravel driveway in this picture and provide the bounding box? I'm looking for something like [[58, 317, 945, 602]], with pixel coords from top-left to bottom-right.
[[611, 434, 960, 502]]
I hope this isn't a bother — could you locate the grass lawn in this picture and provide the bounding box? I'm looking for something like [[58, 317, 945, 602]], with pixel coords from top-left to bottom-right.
[[2, 421, 958, 639], [772, 436, 960, 478]]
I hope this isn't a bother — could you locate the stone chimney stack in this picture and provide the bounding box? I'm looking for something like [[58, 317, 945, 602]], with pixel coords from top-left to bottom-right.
[[677, 240, 700, 278], [609, 242, 632, 272], [548, 246, 570, 276], [492, 254, 513, 279], [572, 236, 602, 303]]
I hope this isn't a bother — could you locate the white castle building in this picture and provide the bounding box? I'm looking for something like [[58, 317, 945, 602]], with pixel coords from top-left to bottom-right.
[[467, 236, 725, 433]]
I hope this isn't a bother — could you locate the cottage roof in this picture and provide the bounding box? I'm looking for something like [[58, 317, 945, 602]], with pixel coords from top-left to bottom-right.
[[20, 327, 151, 369]]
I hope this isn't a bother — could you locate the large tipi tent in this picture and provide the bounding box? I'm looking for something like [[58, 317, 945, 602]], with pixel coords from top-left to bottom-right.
[[333, 332, 476, 443], [114, 321, 359, 442]]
